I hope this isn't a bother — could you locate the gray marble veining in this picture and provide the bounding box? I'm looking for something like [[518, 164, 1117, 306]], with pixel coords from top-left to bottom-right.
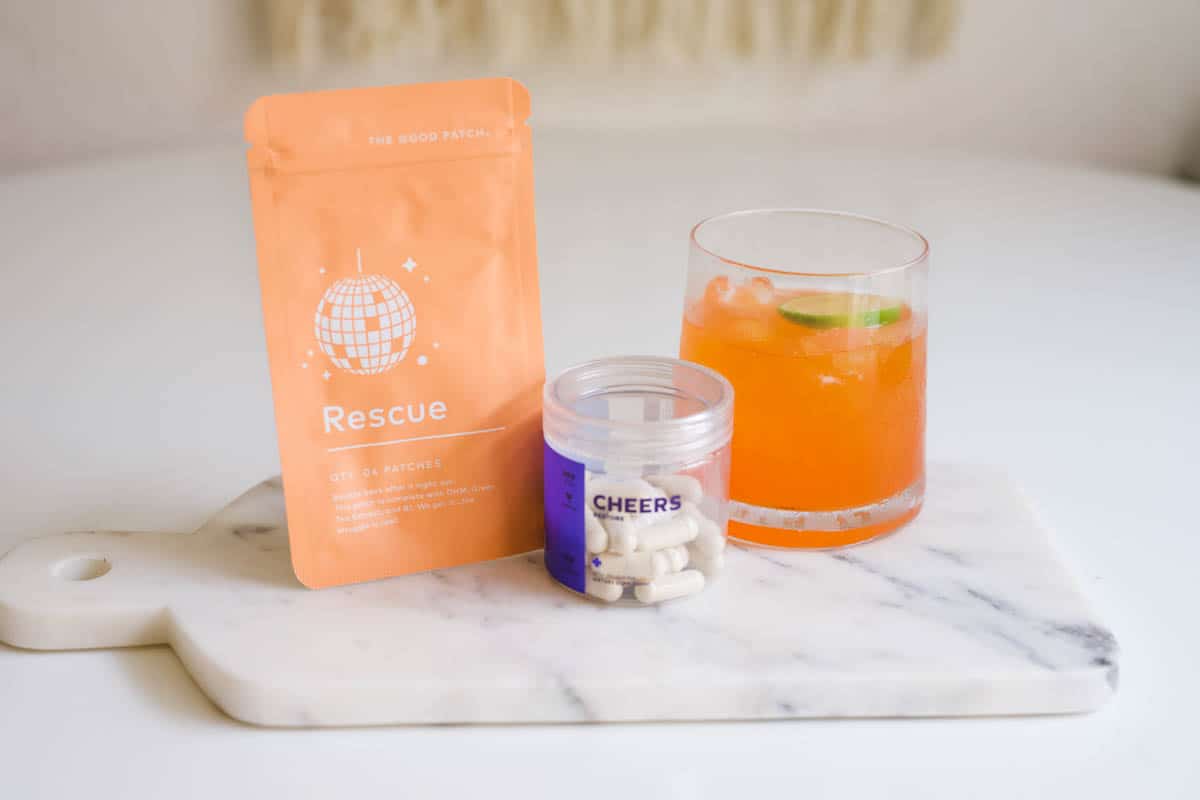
[[0, 463, 1116, 726]]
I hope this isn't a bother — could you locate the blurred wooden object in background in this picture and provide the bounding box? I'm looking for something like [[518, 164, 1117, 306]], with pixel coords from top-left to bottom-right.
[[263, 0, 959, 67], [4, 0, 1197, 176]]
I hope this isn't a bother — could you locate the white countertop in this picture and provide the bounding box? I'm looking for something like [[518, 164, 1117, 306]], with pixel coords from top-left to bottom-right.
[[1, 131, 1197, 797]]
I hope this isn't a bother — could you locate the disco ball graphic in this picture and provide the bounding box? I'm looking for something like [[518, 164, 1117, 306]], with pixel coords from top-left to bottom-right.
[[313, 274, 416, 375]]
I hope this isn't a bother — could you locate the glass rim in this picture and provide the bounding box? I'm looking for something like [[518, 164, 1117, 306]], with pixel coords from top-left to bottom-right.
[[690, 208, 930, 278]]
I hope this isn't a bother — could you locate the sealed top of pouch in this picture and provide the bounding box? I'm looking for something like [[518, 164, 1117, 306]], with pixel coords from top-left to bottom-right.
[[245, 79, 543, 588]]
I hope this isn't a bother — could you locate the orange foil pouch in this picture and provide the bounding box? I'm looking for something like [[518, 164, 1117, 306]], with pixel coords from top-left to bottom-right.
[[244, 79, 543, 588]]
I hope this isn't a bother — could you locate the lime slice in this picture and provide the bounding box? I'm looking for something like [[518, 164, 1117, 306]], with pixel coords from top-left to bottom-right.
[[778, 293, 903, 329]]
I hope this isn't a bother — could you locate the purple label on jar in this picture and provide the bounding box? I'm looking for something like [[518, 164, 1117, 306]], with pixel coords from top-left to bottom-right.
[[543, 442, 586, 593]]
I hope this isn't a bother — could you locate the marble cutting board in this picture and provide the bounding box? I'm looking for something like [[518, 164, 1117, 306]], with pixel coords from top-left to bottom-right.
[[0, 463, 1117, 726]]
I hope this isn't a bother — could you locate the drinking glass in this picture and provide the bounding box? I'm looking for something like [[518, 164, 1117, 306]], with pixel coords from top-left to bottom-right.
[[679, 209, 928, 548]]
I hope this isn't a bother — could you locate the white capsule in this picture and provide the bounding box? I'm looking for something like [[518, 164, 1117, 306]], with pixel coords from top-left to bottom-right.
[[584, 507, 608, 554], [634, 569, 706, 604], [590, 550, 670, 580], [682, 501, 726, 556], [635, 513, 698, 552], [663, 544, 689, 572], [605, 520, 638, 555], [588, 476, 673, 530], [687, 548, 725, 577], [645, 473, 704, 504], [586, 572, 623, 602]]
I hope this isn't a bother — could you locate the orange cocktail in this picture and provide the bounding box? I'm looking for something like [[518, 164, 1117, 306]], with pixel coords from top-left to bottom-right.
[[679, 210, 928, 548]]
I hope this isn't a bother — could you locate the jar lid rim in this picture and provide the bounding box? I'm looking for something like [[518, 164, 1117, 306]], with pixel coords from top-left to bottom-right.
[[543, 356, 733, 462]]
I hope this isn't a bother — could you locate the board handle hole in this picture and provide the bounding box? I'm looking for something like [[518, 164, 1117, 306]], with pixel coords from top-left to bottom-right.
[[52, 556, 111, 581]]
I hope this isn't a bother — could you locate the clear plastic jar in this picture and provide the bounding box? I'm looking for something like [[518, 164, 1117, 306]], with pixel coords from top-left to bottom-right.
[[543, 356, 733, 605]]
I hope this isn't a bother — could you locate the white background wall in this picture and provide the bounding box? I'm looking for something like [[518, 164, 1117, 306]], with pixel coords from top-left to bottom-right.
[[2, 0, 1199, 175]]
